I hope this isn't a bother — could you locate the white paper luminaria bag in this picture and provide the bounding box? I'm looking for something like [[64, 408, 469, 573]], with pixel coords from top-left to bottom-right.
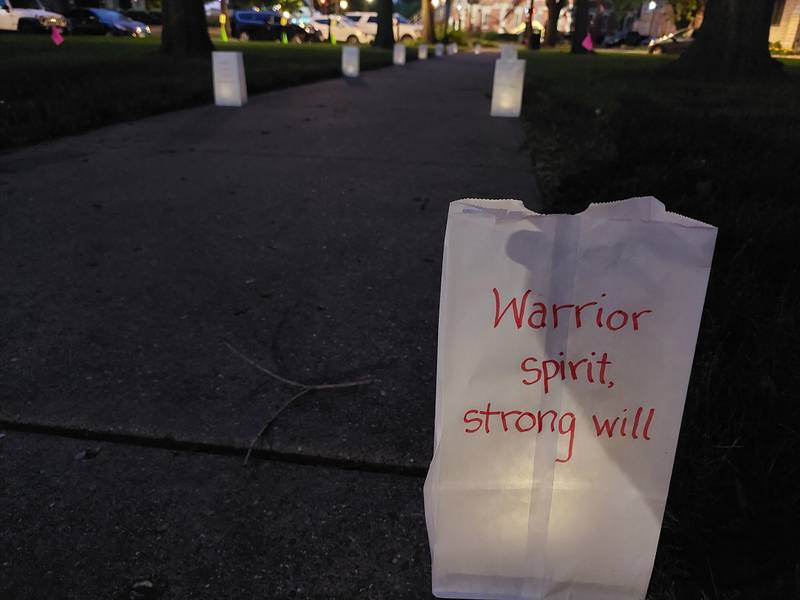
[[424, 196, 716, 600]]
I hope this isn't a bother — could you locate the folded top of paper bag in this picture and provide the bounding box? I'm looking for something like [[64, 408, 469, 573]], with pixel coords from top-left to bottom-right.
[[457, 196, 715, 230]]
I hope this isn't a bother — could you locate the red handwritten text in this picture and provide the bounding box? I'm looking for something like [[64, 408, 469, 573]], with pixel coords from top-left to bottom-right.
[[493, 288, 652, 332], [463, 403, 576, 463], [520, 352, 613, 393], [592, 407, 655, 440]]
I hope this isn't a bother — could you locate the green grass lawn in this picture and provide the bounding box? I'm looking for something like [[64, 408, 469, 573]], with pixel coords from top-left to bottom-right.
[[0, 36, 397, 150], [520, 50, 800, 599]]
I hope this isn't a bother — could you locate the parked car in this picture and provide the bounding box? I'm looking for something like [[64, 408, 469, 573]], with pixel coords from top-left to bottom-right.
[[123, 9, 161, 25], [602, 30, 649, 47], [0, 0, 67, 33], [648, 27, 694, 54], [309, 14, 369, 44], [344, 11, 422, 41], [66, 7, 150, 37], [602, 31, 625, 47], [231, 9, 317, 42]]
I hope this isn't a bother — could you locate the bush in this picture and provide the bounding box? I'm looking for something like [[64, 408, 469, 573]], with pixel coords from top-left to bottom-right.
[[444, 29, 469, 46], [433, 24, 468, 45]]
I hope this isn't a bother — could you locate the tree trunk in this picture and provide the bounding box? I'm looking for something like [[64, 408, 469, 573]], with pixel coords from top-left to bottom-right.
[[544, 0, 565, 46], [161, 0, 213, 56], [570, 0, 590, 53], [524, 0, 533, 44], [672, 0, 781, 79], [443, 0, 452, 42], [422, 0, 437, 43], [374, 0, 395, 48]]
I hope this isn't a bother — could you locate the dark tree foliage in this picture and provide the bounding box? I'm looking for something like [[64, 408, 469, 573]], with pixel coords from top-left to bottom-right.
[[668, 0, 705, 28], [161, 0, 213, 56], [673, 0, 782, 79], [374, 0, 395, 48]]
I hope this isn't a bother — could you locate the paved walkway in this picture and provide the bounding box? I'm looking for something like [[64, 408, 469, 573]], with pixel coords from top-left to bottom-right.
[[0, 52, 537, 598]]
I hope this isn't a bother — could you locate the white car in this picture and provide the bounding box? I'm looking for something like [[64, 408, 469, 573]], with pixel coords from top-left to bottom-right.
[[345, 11, 422, 42], [0, 0, 67, 32], [310, 14, 370, 44]]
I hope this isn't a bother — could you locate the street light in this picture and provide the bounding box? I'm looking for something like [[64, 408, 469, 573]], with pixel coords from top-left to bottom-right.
[[648, 0, 658, 37], [340, 0, 348, 8]]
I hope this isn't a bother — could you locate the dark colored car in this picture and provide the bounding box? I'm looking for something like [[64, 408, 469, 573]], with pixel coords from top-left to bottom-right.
[[230, 9, 317, 42], [648, 27, 694, 54], [64, 8, 104, 34], [66, 7, 150, 37], [123, 9, 161, 25], [603, 31, 649, 47]]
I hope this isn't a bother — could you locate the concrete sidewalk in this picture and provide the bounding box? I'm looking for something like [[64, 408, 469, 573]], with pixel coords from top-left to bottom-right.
[[1, 53, 537, 598]]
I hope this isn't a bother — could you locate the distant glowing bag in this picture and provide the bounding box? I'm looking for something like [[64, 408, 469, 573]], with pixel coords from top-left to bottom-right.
[[424, 197, 716, 600]]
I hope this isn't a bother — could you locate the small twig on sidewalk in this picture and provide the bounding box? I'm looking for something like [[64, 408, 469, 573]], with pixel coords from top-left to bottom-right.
[[243, 387, 311, 466], [224, 342, 374, 466]]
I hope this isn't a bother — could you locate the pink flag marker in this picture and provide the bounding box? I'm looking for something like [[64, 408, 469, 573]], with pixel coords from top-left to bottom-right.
[[51, 26, 64, 46], [581, 32, 594, 52]]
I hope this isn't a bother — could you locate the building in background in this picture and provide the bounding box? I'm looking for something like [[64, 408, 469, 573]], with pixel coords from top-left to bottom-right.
[[770, 0, 800, 50], [630, 0, 675, 39], [449, 0, 567, 35]]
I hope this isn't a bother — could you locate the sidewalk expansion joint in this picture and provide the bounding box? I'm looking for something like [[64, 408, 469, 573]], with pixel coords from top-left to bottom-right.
[[0, 418, 428, 479]]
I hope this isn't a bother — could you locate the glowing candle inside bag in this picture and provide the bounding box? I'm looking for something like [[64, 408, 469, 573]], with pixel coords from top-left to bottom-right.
[[424, 196, 717, 600], [490, 58, 525, 118], [419, 44, 429, 60], [393, 42, 406, 65], [435, 43, 444, 56], [500, 43, 518, 60], [342, 45, 360, 77], [212, 51, 248, 107]]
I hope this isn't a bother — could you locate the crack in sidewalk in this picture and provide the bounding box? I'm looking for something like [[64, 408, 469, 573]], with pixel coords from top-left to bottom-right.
[[0, 418, 428, 479]]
